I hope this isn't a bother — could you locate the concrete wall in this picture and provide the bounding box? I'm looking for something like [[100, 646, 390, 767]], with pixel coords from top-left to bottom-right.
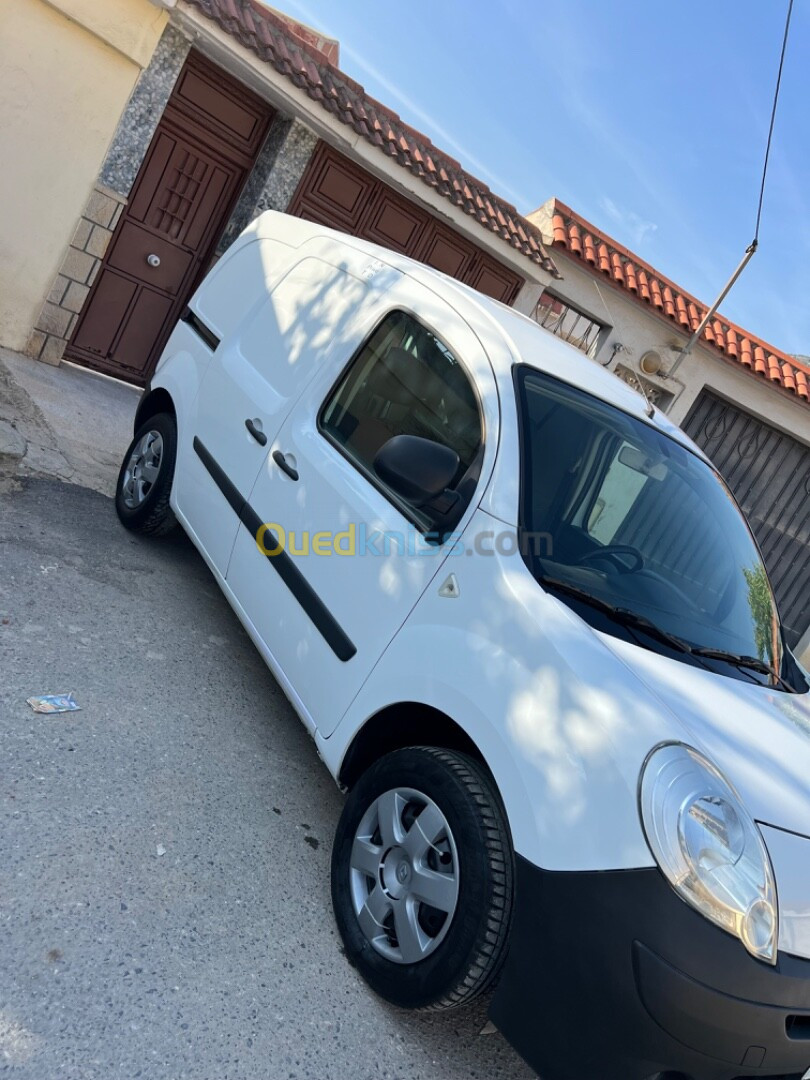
[[0, 0, 167, 352]]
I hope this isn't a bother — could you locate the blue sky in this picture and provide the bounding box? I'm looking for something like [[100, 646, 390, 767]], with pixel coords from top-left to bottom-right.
[[269, 0, 809, 356]]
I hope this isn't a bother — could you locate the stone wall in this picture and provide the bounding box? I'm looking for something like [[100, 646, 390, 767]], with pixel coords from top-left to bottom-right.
[[216, 117, 318, 257], [100, 23, 191, 200], [25, 185, 125, 365]]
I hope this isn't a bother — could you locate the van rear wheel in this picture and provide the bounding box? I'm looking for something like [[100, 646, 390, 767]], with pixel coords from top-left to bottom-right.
[[331, 746, 513, 1010], [115, 412, 177, 535]]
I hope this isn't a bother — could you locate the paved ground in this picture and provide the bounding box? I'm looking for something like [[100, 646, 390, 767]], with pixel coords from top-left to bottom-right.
[[0, 356, 533, 1079], [0, 348, 139, 497]]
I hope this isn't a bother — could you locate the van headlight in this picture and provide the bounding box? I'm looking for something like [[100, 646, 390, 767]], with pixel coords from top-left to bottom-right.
[[639, 742, 777, 965]]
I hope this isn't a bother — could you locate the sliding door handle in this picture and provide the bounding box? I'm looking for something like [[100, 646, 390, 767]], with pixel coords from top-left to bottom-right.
[[245, 418, 267, 446], [272, 450, 299, 481]]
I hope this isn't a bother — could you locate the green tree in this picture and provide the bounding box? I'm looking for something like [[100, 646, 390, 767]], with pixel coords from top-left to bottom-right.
[[743, 563, 775, 663]]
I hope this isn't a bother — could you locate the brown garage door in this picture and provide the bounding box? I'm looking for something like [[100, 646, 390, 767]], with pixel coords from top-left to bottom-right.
[[288, 142, 524, 305], [65, 52, 274, 386], [683, 390, 810, 649]]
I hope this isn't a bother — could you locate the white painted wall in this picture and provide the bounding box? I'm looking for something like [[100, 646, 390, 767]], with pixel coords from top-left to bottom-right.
[[534, 252, 810, 444], [0, 0, 167, 351]]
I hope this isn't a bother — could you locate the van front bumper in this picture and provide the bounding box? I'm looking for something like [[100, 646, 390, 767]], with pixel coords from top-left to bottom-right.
[[489, 856, 810, 1080]]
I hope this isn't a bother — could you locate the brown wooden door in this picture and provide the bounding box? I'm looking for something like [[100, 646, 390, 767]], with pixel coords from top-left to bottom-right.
[[288, 142, 524, 305], [66, 52, 274, 386]]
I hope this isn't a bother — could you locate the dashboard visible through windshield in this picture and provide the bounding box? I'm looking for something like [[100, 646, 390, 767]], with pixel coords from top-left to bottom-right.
[[514, 366, 799, 690]]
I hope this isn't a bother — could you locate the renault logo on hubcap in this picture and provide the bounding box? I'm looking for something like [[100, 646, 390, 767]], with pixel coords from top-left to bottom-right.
[[396, 861, 410, 884]]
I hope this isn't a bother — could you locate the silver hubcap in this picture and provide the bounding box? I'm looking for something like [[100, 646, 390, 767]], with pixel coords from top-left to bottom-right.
[[121, 430, 163, 509], [349, 787, 459, 965]]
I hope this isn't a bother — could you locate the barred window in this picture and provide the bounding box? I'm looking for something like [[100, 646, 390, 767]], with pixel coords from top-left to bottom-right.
[[533, 291, 604, 358]]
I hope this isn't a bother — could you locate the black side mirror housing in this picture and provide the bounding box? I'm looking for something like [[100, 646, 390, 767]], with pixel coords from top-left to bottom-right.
[[373, 435, 460, 508]]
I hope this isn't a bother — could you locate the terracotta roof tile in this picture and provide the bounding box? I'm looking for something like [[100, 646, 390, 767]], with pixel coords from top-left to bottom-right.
[[547, 198, 810, 403], [188, 0, 558, 275], [782, 363, 797, 393], [725, 328, 738, 358], [636, 269, 651, 302]]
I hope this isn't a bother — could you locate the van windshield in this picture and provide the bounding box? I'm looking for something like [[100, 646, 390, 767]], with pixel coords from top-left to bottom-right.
[[516, 367, 785, 682]]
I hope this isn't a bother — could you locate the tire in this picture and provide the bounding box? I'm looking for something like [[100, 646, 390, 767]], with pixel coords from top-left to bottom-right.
[[331, 746, 514, 1011], [115, 412, 178, 535]]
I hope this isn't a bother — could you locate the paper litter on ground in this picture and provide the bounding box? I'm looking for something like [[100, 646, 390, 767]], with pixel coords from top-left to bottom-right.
[[26, 693, 81, 714]]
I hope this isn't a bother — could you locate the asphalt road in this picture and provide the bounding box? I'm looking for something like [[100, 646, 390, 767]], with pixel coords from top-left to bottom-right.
[[0, 477, 535, 1080]]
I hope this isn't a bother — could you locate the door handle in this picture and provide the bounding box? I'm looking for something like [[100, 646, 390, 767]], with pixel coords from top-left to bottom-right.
[[146, 253, 161, 268], [245, 418, 267, 446], [272, 450, 299, 481]]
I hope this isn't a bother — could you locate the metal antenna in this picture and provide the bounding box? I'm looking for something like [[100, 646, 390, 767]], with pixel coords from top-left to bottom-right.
[[668, 0, 794, 378]]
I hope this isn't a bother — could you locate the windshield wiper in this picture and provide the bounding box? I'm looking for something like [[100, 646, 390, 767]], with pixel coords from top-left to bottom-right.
[[538, 576, 693, 654], [541, 577, 799, 692], [690, 647, 797, 693]]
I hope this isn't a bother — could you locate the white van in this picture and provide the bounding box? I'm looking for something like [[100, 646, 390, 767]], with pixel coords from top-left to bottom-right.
[[116, 211, 810, 1080]]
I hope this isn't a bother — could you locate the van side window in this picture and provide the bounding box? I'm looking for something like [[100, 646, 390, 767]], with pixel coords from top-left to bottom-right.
[[319, 310, 483, 531]]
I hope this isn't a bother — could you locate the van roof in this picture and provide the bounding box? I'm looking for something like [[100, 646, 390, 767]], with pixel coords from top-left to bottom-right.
[[253, 212, 704, 458]]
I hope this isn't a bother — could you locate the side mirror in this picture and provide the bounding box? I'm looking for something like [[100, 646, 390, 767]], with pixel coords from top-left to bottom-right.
[[374, 435, 459, 507]]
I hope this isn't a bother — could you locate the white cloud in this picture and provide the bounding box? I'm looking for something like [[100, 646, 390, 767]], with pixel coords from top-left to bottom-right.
[[599, 196, 658, 248]]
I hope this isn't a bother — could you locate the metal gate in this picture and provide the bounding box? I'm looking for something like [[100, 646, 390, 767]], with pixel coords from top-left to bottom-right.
[[683, 390, 810, 649]]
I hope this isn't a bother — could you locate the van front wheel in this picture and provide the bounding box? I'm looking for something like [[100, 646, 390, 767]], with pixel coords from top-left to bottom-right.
[[331, 746, 514, 1010], [115, 412, 177, 535]]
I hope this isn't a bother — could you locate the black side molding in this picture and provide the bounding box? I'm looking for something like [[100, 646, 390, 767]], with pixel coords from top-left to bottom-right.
[[192, 437, 356, 662], [192, 437, 244, 519], [181, 309, 220, 352]]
